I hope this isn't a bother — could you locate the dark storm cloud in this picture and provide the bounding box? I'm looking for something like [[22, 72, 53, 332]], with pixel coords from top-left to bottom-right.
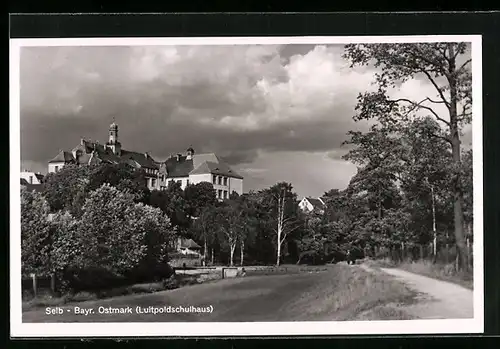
[[19, 43, 445, 195]]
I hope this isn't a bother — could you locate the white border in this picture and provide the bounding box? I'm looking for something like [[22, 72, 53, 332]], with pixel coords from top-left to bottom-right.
[[10, 35, 484, 337]]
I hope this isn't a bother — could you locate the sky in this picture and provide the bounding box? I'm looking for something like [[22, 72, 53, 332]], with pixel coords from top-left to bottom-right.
[[19, 43, 473, 198]]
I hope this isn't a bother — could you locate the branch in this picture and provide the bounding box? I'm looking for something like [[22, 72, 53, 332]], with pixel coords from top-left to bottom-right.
[[427, 132, 453, 146], [419, 69, 451, 109], [390, 98, 451, 127], [457, 59, 472, 73]]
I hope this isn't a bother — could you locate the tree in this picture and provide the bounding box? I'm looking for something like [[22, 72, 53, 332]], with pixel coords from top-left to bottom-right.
[[343, 42, 472, 270], [184, 182, 217, 219], [297, 211, 328, 265], [149, 181, 190, 233], [193, 205, 219, 266], [42, 164, 91, 213], [262, 182, 302, 266], [88, 163, 150, 204], [236, 193, 259, 266], [215, 199, 245, 266], [21, 188, 52, 276]]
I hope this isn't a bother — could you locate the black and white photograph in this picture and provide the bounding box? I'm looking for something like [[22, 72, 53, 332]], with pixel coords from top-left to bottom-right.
[[10, 35, 483, 337]]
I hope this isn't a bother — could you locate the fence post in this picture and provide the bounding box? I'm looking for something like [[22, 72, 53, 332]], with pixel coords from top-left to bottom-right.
[[30, 273, 37, 298], [221, 268, 225, 279], [51, 273, 56, 295]]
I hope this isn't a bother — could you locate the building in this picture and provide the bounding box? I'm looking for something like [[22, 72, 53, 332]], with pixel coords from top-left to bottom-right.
[[176, 238, 202, 256], [299, 196, 326, 214], [47, 122, 244, 198], [20, 178, 43, 193], [21, 170, 44, 185]]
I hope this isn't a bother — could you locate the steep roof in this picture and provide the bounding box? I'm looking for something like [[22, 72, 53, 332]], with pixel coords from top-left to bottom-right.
[[20, 178, 29, 185], [165, 155, 193, 178], [190, 161, 243, 179], [163, 152, 242, 179], [306, 197, 325, 208], [179, 238, 201, 249], [67, 140, 158, 168], [120, 150, 159, 169], [49, 151, 75, 163], [34, 173, 44, 182]]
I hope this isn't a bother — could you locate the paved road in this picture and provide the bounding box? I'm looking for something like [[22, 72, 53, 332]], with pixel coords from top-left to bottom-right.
[[362, 265, 474, 319]]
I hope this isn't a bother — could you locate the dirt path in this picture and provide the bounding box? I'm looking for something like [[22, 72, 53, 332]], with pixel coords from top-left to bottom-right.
[[360, 264, 473, 319]]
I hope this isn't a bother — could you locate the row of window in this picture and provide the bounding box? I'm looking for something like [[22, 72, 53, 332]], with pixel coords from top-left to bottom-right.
[[218, 189, 228, 199], [212, 175, 228, 186]]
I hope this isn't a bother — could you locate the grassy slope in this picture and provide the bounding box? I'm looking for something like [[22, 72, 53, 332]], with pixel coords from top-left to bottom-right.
[[22, 264, 417, 322], [365, 258, 473, 290]]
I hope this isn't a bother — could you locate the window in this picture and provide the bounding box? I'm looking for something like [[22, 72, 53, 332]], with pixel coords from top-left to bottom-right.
[[223, 177, 228, 186], [187, 179, 190, 186], [152, 178, 156, 188], [177, 180, 182, 184], [213, 175, 217, 184], [218, 189, 222, 198], [161, 175, 164, 182], [29, 176, 33, 184], [218, 176, 222, 185], [224, 190, 228, 199], [54, 166, 59, 172]]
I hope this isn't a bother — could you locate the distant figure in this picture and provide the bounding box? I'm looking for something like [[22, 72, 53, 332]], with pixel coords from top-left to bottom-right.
[[346, 250, 354, 265]]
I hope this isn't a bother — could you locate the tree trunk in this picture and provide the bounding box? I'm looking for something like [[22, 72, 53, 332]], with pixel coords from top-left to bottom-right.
[[229, 237, 236, 267], [430, 185, 437, 264], [276, 239, 281, 266], [211, 247, 214, 264], [240, 240, 245, 266], [203, 238, 208, 267], [448, 43, 468, 272]]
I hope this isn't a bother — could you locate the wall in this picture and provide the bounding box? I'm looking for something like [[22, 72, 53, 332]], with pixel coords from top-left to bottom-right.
[[229, 177, 243, 196], [21, 171, 43, 184], [48, 162, 65, 174], [299, 199, 313, 212], [188, 173, 212, 189]]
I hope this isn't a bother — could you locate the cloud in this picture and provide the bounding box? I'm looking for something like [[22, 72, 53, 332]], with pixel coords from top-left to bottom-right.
[[19, 43, 467, 195]]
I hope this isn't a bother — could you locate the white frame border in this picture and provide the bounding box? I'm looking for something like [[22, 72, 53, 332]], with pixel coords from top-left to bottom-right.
[[10, 34, 484, 337]]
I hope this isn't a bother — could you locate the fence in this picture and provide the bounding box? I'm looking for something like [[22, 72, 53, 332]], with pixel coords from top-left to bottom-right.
[[22, 274, 57, 299]]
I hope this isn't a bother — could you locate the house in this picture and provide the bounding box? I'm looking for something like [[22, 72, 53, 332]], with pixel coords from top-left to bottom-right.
[[47, 121, 244, 198], [20, 178, 43, 193], [176, 238, 202, 256], [21, 170, 45, 185], [299, 196, 326, 213]]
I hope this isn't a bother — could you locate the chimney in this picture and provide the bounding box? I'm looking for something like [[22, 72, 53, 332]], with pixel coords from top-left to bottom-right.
[[145, 152, 149, 158], [177, 153, 182, 162]]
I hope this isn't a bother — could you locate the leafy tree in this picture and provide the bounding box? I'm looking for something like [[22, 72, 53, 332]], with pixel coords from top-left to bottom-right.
[[193, 205, 219, 265], [236, 193, 259, 266], [88, 163, 150, 204], [42, 164, 91, 213], [21, 188, 52, 276], [149, 181, 190, 233], [215, 198, 245, 266], [343, 42, 472, 270], [184, 182, 217, 219], [297, 211, 328, 265]]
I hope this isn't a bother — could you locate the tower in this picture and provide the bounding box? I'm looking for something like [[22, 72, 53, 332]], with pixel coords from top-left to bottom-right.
[[186, 146, 195, 160], [106, 120, 121, 155]]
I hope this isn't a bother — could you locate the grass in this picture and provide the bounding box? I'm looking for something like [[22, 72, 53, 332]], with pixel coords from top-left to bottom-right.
[[365, 258, 473, 290], [283, 264, 418, 321], [22, 275, 186, 311]]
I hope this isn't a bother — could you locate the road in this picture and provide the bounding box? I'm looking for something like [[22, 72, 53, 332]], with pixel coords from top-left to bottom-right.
[[22, 264, 474, 322], [23, 268, 336, 322], [361, 264, 474, 319]]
